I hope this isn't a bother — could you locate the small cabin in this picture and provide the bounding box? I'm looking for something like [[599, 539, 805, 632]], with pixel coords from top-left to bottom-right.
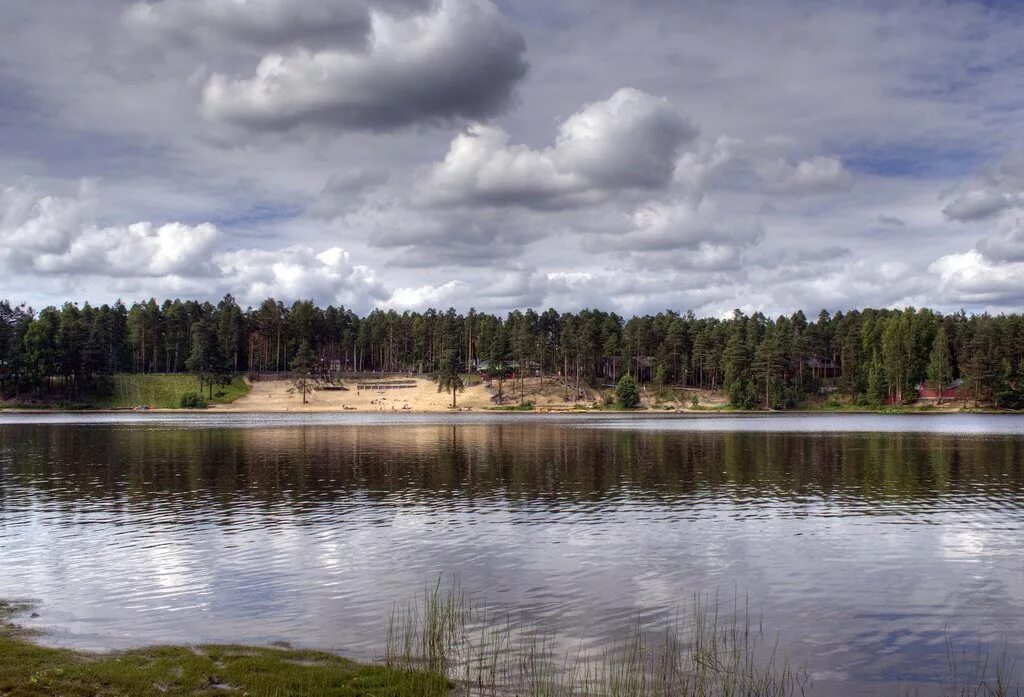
[[808, 356, 841, 379], [916, 378, 964, 400]]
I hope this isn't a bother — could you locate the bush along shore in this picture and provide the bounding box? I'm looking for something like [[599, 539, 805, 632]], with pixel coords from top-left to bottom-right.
[[4, 587, 1020, 697]]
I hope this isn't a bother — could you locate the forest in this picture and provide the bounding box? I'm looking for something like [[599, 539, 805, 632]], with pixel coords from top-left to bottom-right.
[[1, 295, 1023, 409]]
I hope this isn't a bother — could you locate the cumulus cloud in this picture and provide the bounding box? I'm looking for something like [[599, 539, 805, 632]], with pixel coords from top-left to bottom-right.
[[673, 136, 741, 197], [201, 0, 527, 132], [581, 198, 762, 271], [930, 249, 1024, 306], [34, 222, 219, 277], [218, 245, 387, 306], [943, 152, 1024, 221], [741, 257, 927, 314], [383, 279, 469, 309], [309, 167, 391, 218], [345, 201, 549, 267], [976, 214, 1024, 263], [124, 0, 375, 49], [383, 270, 579, 311], [758, 155, 851, 195], [0, 186, 217, 277], [0, 185, 94, 255], [943, 190, 1019, 222], [12, 0, 1024, 317], [1, 186, 386, 309], [420, 88, 697, 209]]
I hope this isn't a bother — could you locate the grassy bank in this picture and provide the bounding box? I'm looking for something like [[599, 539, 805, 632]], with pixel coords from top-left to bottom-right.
[[1, 374, 252, 410], [3, 587, 1021, 697], [96, 374, 251, 409], [0, 602, 445, 697]]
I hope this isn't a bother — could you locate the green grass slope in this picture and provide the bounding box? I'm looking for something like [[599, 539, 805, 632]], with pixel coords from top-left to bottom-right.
[[93, 374, 251, 409]]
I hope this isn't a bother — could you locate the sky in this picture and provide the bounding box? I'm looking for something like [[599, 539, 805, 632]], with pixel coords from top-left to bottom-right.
[[2, 0, 1024, 317]]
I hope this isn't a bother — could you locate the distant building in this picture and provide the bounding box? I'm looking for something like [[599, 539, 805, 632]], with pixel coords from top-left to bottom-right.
[[916, 378, 964, 400], [808, 356, 841, 379], [886, 379, 965, 405]]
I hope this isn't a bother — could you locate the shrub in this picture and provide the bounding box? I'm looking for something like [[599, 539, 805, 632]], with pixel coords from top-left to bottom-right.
[[616, 374, 640, 409], [179, 392, 207, 409]]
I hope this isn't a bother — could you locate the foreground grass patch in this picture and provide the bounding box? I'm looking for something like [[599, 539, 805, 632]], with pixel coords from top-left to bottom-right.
[[94, 374, 251, 409], [0, 634, 447, 697]]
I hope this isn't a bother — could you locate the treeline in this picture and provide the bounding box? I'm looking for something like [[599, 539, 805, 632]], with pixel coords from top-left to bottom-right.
[[1, 296, 1023, 408]]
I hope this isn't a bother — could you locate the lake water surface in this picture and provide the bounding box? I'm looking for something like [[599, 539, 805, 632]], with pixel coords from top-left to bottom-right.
[[1, 413, 1023, 695]]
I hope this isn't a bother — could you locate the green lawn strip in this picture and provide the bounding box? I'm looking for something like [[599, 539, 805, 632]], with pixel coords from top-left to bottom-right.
[[0, 634, 447, 697], [92, 374, 251, 409]]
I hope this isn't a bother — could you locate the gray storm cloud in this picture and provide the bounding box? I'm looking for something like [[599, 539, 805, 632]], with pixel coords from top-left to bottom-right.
[[200, 0, 528, 133]]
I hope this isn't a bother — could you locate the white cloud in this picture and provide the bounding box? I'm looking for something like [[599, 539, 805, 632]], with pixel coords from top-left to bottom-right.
[[8, 0, 1024, 317], [943, 152, 1024, 222], [383, 280, 469, 309], [0, 185, 95, 254], [200, 0, 527, 132], [581, 197, 762, 271], [0, 186, 386, 308], [758, 155, 851, 195], [976, 214, 1024, 263], [420, 88, 697, 209], [34, 222, 219, 277], [0, 186, 216, 277], [929, 248, 1024, 306], [943, 190, 1019, 222], [218, 245, 386, 307], [124, 0, 373, 49], [421, 123, 584, 208], [673, 136, 741, 197]]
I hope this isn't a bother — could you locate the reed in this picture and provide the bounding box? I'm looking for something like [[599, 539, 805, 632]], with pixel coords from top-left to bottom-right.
[[385, 582, 811, 697], [384, 580, 1022, 697]]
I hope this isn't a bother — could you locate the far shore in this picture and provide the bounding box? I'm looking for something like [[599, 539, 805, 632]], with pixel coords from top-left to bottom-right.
[[1, 375, 1013, 415]]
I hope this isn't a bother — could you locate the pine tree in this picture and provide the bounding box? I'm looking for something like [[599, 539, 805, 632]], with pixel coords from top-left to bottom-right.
[[926, 325, 952, 397], [186, 321, 230, 399], [435, 349, 464, 408], [866, 350, 885, 405], [291, 339, 316, 405]]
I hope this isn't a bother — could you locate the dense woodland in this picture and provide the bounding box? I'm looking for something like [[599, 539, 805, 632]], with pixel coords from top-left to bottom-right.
[[1, 296, 1023, 409]]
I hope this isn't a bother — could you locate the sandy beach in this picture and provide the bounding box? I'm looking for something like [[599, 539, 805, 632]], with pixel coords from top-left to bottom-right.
[[203, 375, 743, 413], [210, 376, 614, 413]]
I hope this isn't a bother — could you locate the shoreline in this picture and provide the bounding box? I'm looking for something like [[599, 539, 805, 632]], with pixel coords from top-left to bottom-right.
[[0, 406, 1018, 415], [0, 614, 445, 697], [3, 375, 1018, 416]]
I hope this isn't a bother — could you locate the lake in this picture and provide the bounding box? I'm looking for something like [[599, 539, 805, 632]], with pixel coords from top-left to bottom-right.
[[1, 413, 1023, 695]]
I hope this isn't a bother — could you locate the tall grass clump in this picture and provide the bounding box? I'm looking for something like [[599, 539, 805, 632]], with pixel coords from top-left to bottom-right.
[[385, 580, 810, 697], [933, 635, 1020, 697]]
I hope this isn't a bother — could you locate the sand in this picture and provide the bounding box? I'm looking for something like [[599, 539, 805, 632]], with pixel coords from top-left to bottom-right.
[[210, 376, 622, 413], [212, 377, 499, 413], [208, 376, 740, 413]]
